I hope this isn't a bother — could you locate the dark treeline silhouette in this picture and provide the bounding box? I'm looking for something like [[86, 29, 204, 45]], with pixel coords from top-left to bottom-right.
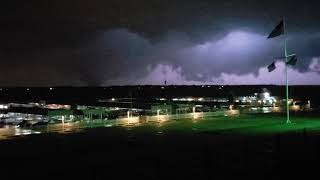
[[0, 85, 319, 107]]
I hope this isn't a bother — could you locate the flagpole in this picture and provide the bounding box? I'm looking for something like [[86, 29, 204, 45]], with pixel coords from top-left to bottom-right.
[[283, 16, 291, 124]]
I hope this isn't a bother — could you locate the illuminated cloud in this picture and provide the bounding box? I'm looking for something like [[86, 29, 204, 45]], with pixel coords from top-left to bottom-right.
[[216, 61, 320, 85], [2, 1, 320, 86], [309, 57, 320, 72], [113, 61, 320, 85]]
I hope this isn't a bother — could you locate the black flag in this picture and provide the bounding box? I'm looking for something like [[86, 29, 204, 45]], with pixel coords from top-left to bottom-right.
[[268, 62, 276, 72], [286, 55, 298, 65], [267, 20, 284, 39]]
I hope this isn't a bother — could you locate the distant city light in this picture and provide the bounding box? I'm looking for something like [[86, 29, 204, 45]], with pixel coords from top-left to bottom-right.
[[264, 92, 270, 99], [0, 105, 8, 109]]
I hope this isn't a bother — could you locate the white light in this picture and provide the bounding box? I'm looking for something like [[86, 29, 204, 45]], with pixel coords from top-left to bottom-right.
[[264, 92, 270, 99], [111, 98, 115, 101], [0, 105, 8, 109]]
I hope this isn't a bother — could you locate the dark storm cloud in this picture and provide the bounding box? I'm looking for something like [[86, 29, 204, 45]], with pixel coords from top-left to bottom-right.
[[1, 0, 320, 86]]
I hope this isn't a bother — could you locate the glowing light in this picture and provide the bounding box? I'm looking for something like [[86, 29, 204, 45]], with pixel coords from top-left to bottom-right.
[[127, 111, 132, 119], [0, 105, 8, 109], [157, 109, 161, 120], [262, 107, 271, 113], [272, 107, 280, 112], [224, 110, 240, 116], [291, 105, 300, 111], [127, 117, 139, 125], [264, 92, 270, 99], [193, 112, 204, 120], [157, 114, 169, 123]]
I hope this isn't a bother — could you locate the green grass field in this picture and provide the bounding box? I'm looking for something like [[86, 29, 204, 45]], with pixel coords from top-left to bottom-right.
[[3, 113, 320, 140], [128, 114, 320, 135], [3, 113, 320, 179]]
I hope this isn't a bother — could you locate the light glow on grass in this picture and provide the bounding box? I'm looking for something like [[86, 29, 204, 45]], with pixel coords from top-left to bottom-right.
[[130, 114, 320, 135]]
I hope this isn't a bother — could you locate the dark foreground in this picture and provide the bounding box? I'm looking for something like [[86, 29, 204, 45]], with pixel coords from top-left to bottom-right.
[[1, 124, 320, 180]]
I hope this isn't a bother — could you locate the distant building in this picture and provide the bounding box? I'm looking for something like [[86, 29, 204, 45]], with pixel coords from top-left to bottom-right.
[[235, 91, 278, 107]]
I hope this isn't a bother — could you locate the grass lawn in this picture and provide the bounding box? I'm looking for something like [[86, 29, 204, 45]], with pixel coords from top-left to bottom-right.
[[1, 113, 320, 179], [129, 113, 320, 135]]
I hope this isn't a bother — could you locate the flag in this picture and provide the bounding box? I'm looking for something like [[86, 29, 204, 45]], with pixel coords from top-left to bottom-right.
[[267, 20, 284, 39], [286, 55, 297, 65], [267, 62, 276, 72]]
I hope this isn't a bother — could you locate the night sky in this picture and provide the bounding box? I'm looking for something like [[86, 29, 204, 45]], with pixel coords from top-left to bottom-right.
[[1, 0, 320, 86]]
